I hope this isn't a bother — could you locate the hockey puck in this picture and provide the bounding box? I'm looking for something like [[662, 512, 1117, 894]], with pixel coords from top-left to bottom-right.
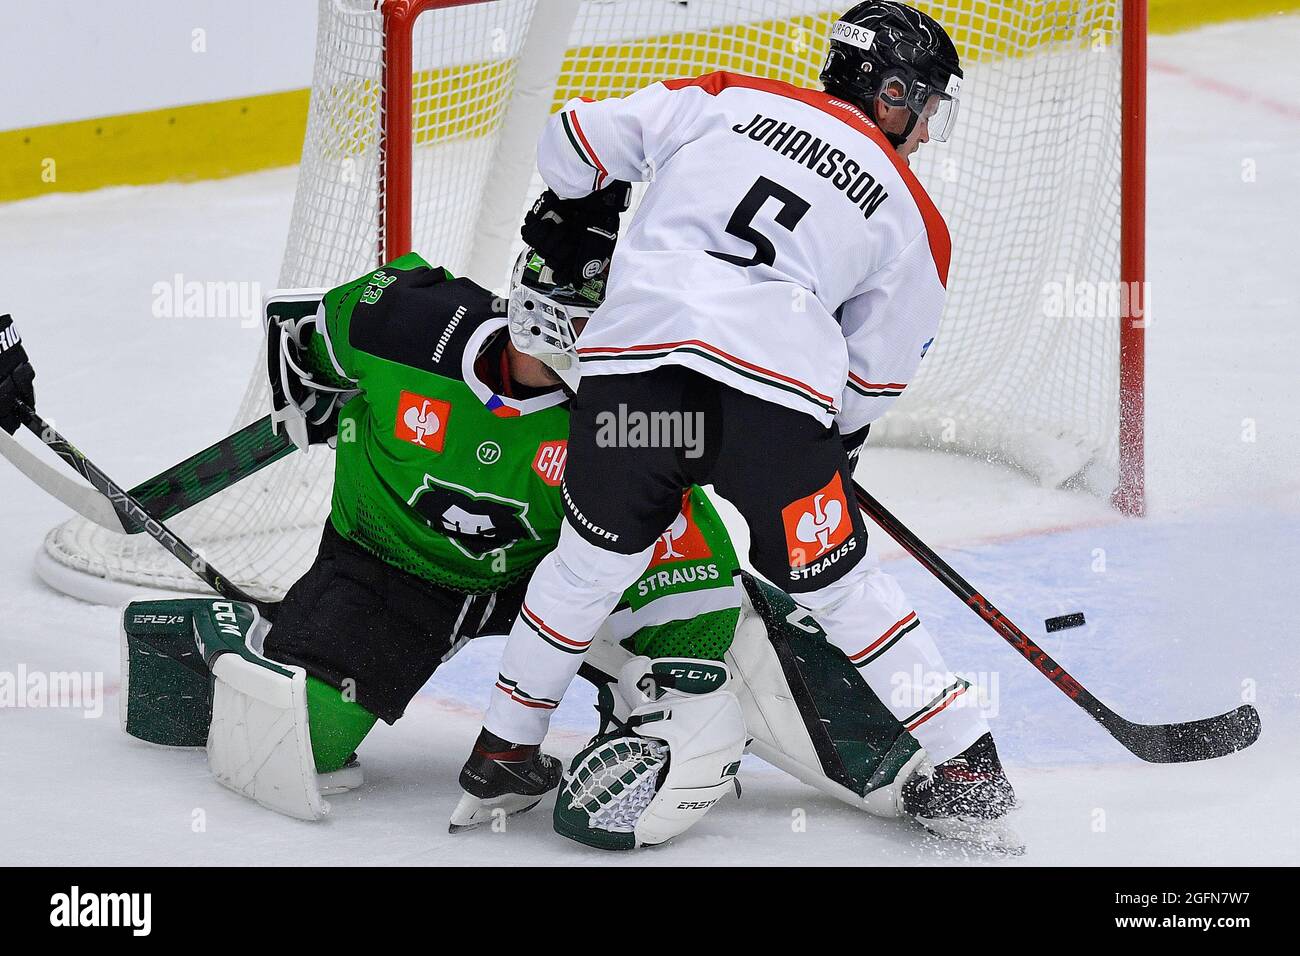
[[1045, 612, 1086, 633]]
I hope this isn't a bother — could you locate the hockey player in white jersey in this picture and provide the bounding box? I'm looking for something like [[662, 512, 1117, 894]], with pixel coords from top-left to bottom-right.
[[456, 1, 1016, 847]]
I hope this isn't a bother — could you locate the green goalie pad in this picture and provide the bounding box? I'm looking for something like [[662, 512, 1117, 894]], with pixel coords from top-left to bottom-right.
[[120, 598, 375, 773], [119, 598, 281, 748], [738, 574, 921, 799], [119, 600, 213, 747]]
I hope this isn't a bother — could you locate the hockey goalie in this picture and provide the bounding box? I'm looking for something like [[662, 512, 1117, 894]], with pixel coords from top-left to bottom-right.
[[0, 1, 1268, 865]]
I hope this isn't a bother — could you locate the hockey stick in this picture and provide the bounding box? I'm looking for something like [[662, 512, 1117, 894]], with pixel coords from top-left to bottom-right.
[[0, 413, 295, 534], [12, 402, 277, 619], [126, 414, 295, 529], [851, 480, 1261, 763]]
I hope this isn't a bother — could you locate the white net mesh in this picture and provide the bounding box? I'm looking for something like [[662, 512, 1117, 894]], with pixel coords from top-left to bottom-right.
[[38, 0, 1127, 601], [880, 3, 1123, 490], [564, 735, 668, 832]]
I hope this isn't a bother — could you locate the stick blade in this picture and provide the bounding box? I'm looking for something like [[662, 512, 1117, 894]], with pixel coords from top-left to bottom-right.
[[1119, 704, 1262, 763]]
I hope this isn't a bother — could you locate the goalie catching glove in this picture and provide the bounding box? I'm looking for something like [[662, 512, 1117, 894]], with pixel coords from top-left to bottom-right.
[[265, 300, 356, 451], [0, 314, 36, 435], [520, 181, 631, 287], [553, 656, 746, 850]]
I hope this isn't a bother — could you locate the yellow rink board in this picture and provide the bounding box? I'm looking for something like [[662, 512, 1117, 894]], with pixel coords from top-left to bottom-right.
[[1, 1, 1294, 203]]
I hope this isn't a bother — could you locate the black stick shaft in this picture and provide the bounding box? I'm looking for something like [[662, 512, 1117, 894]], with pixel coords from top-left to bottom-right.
[[126, 414, 295, 527], [18, 403, 273, 617]]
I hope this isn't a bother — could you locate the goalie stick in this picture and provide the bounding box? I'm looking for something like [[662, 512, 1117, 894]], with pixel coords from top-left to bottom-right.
[[851, 481, 1261, 763], [0, 413, 294, 534], [10, 402, 277, 619]]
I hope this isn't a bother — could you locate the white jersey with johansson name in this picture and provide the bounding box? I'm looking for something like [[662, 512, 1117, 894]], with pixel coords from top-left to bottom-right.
[[537, 71, 951, 433]]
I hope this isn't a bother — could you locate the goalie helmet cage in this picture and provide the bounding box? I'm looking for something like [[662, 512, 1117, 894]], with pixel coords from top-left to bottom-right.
[[35, 0, 1145, 604]]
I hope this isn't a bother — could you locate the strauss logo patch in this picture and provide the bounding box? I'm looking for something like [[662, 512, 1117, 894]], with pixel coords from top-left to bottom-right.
[[647, 494, 713, 568], [781, 472, 852, 569], [395, 391, 451, 451]]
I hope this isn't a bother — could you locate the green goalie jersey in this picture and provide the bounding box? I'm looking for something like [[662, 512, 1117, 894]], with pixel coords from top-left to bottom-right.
[[276, 253, 743, 658]]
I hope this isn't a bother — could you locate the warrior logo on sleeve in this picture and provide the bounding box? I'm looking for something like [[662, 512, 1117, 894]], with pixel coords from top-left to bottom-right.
[[407, 475, 538, 559]]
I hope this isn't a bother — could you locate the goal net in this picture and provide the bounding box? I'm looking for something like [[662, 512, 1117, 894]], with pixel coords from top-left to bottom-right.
[[36, 0, 1143, 604]]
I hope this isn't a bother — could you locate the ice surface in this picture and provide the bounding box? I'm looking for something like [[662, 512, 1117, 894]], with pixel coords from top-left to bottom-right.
[[0, 17, 1297, 865]]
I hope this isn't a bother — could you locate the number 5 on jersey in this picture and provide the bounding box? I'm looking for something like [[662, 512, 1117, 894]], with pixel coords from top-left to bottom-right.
[[706, 176, 811, 269]]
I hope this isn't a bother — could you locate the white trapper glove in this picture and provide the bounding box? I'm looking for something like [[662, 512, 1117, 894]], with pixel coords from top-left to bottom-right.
[[552, 656, 746, 850]]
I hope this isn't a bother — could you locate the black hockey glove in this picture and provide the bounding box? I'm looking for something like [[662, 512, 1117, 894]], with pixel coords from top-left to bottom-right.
[[521, 181, 632, 285], [0, 313, 36, 435], [841, 423, 870, 468]]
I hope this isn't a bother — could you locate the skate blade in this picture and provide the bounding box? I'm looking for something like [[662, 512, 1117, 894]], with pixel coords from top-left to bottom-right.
[[448, 790, 544, 833], [914, 814, 1026, 855]]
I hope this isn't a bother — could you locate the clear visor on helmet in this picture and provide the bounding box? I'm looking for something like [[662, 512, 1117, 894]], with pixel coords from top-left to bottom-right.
[[912, 86, 959, 142], [880, 74, 961, 143]]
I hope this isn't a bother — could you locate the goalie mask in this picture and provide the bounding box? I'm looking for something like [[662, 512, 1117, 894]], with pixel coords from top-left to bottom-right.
[[820, 1, 963, 147], [507, 248, 608, 393]]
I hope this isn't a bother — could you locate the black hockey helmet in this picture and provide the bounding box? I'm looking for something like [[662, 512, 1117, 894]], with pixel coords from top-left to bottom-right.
[[820, 1, 963, 147]]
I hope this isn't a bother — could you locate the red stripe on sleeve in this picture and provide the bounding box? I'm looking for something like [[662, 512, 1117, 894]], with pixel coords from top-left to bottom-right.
[[568, 112, 609, 189]]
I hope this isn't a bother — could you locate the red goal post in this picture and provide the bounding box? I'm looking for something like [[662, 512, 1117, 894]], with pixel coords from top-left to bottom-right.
[[1118, 0, 1145, 516]]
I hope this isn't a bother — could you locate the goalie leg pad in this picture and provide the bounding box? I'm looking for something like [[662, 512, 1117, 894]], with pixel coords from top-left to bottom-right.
[[121, 599, 366, 813], [727, 575, 924, 818], [554, 657, 745, 850], [196, 600, 327, 821], [120, 600, 214, 748]]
